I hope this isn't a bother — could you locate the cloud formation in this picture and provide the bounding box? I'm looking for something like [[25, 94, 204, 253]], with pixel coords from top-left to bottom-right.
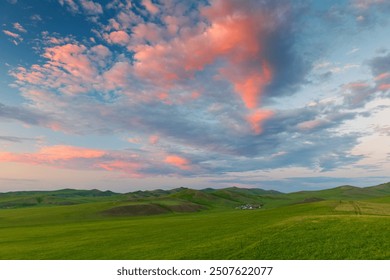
[[1, 0, 388, 187], [58, 0, 103, 15], [3, 29, 23, 45]]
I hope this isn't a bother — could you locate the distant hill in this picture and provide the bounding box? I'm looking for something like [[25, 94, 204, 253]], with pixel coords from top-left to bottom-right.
[[0, 188, 119, 208], [1, 182, 389, 210], [285, 182, 390, 203]]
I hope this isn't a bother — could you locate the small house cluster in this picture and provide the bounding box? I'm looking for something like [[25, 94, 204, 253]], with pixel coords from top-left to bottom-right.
[[235, 204, 261, 210]]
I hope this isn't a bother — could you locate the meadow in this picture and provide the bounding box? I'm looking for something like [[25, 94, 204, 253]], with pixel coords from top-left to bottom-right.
[[0, 183, 389, 259]]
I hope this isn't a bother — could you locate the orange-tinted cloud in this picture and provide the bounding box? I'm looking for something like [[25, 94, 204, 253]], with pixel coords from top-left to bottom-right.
[[221, 61, 273, 109], [38, 145, 105, 161], [0, 145, 145, 177], [0, 145, 196, 177], [164, 155, 191, 170], [374, 72, 390, 81], [133, 0, 277, 132], [0, 145, 105, 165], [246, 109, 274, 134], [378, 84, 390, 91], [97, 160, 143, 177]]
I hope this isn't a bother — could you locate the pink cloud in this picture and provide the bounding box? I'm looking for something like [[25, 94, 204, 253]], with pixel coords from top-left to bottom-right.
[[21, 89, 67, 111], [37, 145, 105, 161], [374, 72, 390, 81], [3, 30, 20, 39], [127, 137, 141, 144], [79, 0, 103, 15], [116, 10, 143, 29], [297, 119, 329, 131], [191, 91, 201, 100], [345, 82, 370, 89], [221, 61, 273, 109], [0, 152, 19, 162], [0, 145, 197, 178], [133, 0, 277, 112], [164, 155, 191, 170], [0, 145, 105, 165], [0, 145, 146, 177], [12, 43, 99, 95], [43, 44, 96, 82], [11, 66, 44, 85], [246, 109, 274, 134], [97, 160, 143, 177], [142, 0, 159, 14], [59, 0, 79, 13], [48, 37, 64, 44], [41, 32, 75, 46], [163, 16, 180, 35], [378, 84, 390, 91], [107, 18, 121, 31], [106, 0, 132, 10], [103, 61, 132, 90], [90, 45, 111, 58], [13, 22, 27, 33], [105, 30, 130, 45], [149, 135, 159, 144], [158, 92, 169, 100], [132, 23, 163, 44]]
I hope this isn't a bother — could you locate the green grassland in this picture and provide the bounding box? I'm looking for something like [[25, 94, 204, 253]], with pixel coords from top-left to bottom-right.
[[0, 183, 389, 259]]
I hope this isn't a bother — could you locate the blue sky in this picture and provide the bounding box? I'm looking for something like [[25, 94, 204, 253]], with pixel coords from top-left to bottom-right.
[[0, 0, 389, 192]]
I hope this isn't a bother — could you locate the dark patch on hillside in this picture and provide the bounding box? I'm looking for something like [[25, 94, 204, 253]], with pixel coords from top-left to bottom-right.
[[168, 203, 204, 212], [101, 202, 205, 217], [102, 204, 170, 216], [296, 197, 325, 204]]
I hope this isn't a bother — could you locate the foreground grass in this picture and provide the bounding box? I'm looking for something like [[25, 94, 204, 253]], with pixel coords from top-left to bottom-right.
[[0, 199, 389, 259]]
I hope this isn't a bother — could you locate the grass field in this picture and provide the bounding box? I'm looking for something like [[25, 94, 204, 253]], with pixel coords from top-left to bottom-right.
[[0, 183, 389, 259]]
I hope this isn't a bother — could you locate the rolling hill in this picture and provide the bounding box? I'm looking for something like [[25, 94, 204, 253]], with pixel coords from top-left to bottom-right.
[[0, 182, 389, 259], [1, 182, 390, 211]]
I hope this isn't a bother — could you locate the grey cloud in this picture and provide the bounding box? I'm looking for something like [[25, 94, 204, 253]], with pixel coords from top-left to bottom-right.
[[0, 102, 55, 126], [0, 135, 35, 143], [369, 53, 390, 76], [0, 177, 38, 182]]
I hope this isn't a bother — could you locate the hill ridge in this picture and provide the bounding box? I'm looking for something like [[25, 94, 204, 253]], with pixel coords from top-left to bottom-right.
[[1, 182, 389, 210]]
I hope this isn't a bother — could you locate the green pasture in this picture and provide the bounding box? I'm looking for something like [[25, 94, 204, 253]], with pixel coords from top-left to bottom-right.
[[0, 196, 389, 259]]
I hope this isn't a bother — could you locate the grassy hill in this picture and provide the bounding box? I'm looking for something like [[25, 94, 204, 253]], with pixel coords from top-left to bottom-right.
[[0, 188, 120, 208], [2, 182, 390, 210], [0, 182, 389, 259]]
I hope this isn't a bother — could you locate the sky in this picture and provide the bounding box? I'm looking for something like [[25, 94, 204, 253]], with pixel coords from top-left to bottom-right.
[[0, 0, 389, 193]]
